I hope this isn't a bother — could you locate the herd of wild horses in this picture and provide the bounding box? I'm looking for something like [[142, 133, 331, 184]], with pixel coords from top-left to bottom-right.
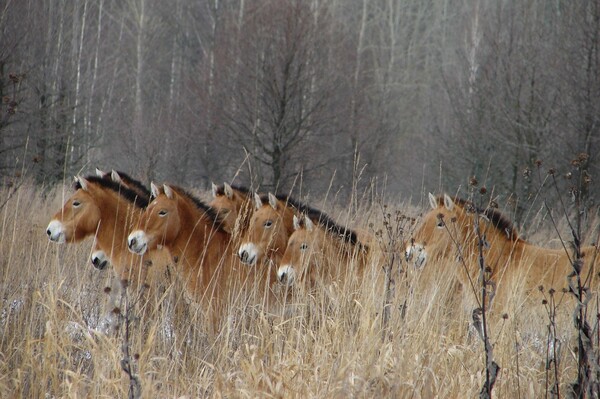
[[46, 170, 600, 327]]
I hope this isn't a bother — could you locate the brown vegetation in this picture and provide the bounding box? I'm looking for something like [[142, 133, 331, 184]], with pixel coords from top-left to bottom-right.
[[0, 181, 594, 397]]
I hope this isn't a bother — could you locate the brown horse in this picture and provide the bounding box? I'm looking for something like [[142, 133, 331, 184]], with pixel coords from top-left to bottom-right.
[[46, 175, 166, 289], [128, 183, 262, 325], [238, 193, 310, 267], [406, 193, 599, 302], [89, 168, 153, 270], [277, 212, 367, 289], [209, 182, 255, 236]]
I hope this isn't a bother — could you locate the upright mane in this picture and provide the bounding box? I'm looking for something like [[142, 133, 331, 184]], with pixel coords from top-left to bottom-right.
[[305, 207, 359, 246], [257, 193, 311, 214], [436, 195, 519, 241], [261, 193, 359, 246], [113, 170, 151, 199], [214, 184, 252, 197], [169, 186, 226, 232], [75, 175, 149, 208]]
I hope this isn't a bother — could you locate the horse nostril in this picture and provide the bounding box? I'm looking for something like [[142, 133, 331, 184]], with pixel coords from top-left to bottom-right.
[[279, 272, 287, 283], [129, 238, 137, 249], [98, 260, 108, 270], [46, 229, 51, 237], [239, 250, 247, 262]]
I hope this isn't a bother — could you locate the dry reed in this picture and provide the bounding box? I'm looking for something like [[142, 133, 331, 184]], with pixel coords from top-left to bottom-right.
[[0, 181, 592, 398]]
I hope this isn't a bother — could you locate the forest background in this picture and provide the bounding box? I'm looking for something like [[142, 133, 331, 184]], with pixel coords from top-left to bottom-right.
[[1, 0, 599, 225]]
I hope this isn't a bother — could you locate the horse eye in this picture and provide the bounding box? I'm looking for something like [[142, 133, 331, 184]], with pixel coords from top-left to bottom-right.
[[264, 220, 273, 228], [158, 210, 168, 217], [300, 243, 308, 251], [73, 200, 81, 207]]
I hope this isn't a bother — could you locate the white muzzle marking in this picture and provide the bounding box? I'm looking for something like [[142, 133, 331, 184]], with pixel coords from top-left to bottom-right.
[[406, 243, 427, 269], [91, 250, 109, 270], [46, 220, 66, 243], [238, 242, 258, 266], [127, 230, 148, 255], [277, 265, 296, 286]]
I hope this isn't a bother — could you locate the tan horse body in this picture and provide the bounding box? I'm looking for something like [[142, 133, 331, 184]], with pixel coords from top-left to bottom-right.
[[127, 184, 280, 326], [89, 169, 153, 270], [277, 213, 367, 289], [46, 175, 166, 288], [406, 193, 599, 302]]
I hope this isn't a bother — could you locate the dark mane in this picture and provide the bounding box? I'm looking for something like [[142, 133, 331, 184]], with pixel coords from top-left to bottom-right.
[[439, 195, 519, 241], [483, 207, 520, 241], [258, 193, 311, 214], [305, 207, 359, 246], [112, 170, 151, 199], [170, 186, 226, 232], [261, 193, 359, 246], [214, 184, 252, 197], [76, 175, 149, 208]]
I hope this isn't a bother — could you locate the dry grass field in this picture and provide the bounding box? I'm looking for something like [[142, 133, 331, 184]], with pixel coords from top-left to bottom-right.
[[0, 182, 594, 398]]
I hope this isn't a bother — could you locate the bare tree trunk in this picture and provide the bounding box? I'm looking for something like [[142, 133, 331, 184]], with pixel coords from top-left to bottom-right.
[[71, 0, 88, 164], [133, 0, 146, 153], [87, 0, 104, 164], [348, 0, 368, 204], [168, 0, 181, 118]]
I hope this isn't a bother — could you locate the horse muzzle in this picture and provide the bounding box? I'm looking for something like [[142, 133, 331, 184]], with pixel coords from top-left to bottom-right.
[[127, 231, 148, 255], [277, 265, 296, 286], [91, 250, 109, 270], [46, 220, 66, 243], [238, 243, 258, 266]]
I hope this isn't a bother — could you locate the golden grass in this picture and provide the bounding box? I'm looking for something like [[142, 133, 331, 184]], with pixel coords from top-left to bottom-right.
[[0, 182, 591, 398]]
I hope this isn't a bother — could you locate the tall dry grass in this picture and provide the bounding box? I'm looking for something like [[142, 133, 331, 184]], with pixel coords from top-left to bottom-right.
[[0, 181, 591, 398]]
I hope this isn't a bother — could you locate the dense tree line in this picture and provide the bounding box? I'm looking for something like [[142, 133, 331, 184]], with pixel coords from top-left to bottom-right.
[[1, 0, 598, 224]]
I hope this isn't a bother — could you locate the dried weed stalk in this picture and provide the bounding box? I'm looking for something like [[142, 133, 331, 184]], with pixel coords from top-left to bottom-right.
[[375, 203, 413, 342]]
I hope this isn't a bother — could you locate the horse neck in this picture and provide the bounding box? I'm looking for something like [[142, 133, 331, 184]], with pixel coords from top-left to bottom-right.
[[279, 205, 297, 236], [95, 191, 141, 256], [319, 226, 343, 254], [172, 204, 233, 303], [326, 229, 361, 273], [171, 199, 231, 270]]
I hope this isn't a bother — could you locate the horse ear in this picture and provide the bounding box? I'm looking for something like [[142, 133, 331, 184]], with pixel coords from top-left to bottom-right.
[[304, 215, 315, 232], [77, 176, 89, 191], [163, 185, 174, 199], [443, 194, 455, 211], [428, 193, 438, 210], [268, 193, 278, 210], [150, 182, 160, 199], [211, 182, 218, 198], [293, 214, 301, 230], [224, 183, 234, 199], [95, 168, 106, 178], [110, 170, 123, 184], [254, 193, 262, 210]]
